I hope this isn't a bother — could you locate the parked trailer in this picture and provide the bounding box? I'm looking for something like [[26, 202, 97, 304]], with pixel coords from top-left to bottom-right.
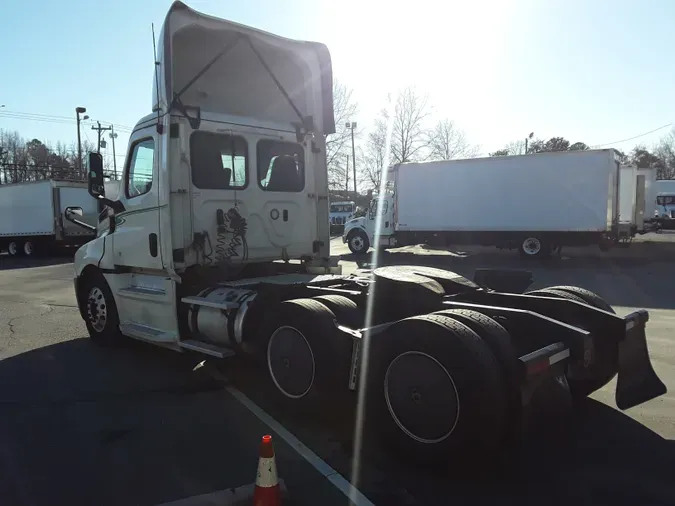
[[66, 1, 666, 465], [0, 180, 98, 257], [343, 151, 643, 258]]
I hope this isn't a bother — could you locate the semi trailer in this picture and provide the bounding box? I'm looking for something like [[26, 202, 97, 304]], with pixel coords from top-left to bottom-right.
[[0, 179, 98, 257], [343, 151, 643, 258], [66, 1, 666, 464]]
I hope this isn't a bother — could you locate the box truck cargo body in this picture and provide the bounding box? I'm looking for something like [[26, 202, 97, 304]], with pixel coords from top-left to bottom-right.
[[0, 180, 98, 256], [344, 149, 639, 257]]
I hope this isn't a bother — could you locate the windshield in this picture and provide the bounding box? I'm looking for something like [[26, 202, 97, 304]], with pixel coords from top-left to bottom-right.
[[330, 204, 354, 213], [657, 195, 675, 206]]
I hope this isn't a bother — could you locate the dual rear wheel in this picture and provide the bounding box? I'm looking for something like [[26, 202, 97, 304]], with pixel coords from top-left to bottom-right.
[[259, 295, 519, 463]]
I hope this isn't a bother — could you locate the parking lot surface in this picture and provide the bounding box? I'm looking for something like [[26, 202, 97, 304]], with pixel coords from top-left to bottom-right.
[[0, 237, 674, 506]]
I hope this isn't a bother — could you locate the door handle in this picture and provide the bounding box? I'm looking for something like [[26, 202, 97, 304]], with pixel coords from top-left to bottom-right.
[[283, 210, 288, 222], [149, 233, 158, 257]]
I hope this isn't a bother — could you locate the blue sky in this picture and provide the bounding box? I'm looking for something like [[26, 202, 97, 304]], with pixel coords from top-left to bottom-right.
[[1, 0, 673, 168]]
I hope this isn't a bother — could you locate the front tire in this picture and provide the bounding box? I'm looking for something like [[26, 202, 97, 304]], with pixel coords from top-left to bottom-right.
[[81, 273, 122, 346], [347, 230, 370, 255]]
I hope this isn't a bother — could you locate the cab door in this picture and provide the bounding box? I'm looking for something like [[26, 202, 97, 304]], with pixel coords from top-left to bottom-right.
[[111, 128, 163, 270], [256, 137, 316, 257]]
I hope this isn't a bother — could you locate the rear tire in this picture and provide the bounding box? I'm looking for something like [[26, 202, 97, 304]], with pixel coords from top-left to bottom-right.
[[8, 241, 19, 257], [433, 309, 521, 429], [312, 294, 363, 328], [526, 286, 618, 397], [81, 273, 123, 346], [22, 240, 36, 257], [545, 286, 615, 313], [368, 314, 507, 465], [519, 236, 550, 259], [260, 298, 348, 411]]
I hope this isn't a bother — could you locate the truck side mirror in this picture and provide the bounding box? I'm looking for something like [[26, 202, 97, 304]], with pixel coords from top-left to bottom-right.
[[88, 152, 106, 198]]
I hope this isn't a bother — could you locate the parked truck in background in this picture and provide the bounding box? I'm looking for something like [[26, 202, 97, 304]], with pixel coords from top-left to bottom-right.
[[66, 1, 665, 465], [0, 180, 98, 257], [343, 150, 643, 258], [329, 200, 355, 233]]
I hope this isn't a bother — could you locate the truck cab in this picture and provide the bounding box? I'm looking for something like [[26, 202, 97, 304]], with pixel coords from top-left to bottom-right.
[[342, 182, 395, 254], [656, 192, 675, 218], [72, 0, 336, 349], [329, 200, 355, 231]]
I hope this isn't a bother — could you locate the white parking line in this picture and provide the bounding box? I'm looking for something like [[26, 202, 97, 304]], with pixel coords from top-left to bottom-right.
[[226, 386, 376, 506]]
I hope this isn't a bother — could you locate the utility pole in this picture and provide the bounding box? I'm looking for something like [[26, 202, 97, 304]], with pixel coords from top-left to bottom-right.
[[345, 154, 349, 194], [346, 122, 357, 195], [525, 132, 534, 155], [75, 107, 88, 178], [109, 126, 118, 179], [92, 121, 112, 154]]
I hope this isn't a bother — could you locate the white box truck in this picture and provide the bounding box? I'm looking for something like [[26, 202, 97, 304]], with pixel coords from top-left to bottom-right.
[[343, 149, 641, 258], [0, 180, 98, 257], [66, 1, 665, 467]]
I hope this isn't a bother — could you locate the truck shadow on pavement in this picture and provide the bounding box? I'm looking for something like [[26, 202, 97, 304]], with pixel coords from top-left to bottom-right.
[[338, 248, 675, 310], [230, 360, 675, 506], [0, 337, 672, 506]]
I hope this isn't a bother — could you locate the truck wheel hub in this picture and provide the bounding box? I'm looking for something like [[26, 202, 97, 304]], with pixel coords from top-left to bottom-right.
[[384, 351, 459, 443], [267, 326, 315, 399], [87, 287, 107, 332], [351, 236, 363, 250], [523, 238, 541, 255]]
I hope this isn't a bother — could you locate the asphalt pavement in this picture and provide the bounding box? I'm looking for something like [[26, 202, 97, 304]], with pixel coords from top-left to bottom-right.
[[0, 238, 674, 506]]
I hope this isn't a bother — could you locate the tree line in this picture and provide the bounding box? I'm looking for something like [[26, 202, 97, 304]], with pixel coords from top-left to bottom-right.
[[3, 81, 675, 187], [328, 81, 675, 188]]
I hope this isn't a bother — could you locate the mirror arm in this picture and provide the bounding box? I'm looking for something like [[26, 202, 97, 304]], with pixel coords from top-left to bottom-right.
[[64, 211, 97, 232], [98, 196, 126, 214]]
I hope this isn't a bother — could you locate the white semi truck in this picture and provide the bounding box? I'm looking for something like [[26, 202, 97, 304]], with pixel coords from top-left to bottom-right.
[[66, 1, 665, 464], [0, 179, 98, 256], [343, 150, 644, 258]]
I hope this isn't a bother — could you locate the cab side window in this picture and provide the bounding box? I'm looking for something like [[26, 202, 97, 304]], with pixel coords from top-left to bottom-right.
[[126, 138, 155, 198]]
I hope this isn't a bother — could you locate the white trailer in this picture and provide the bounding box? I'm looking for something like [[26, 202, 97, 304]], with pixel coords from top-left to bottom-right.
[[66, 1, 665, 466], [343, 150, 641, 258], [0, 180, 98, 256]]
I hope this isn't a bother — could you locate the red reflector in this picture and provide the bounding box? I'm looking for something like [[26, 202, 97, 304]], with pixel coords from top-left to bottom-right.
[[527, 359, 549, 375]]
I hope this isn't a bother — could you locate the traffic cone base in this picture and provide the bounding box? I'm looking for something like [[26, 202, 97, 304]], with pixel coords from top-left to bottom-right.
[[253, 435, 282, 506]]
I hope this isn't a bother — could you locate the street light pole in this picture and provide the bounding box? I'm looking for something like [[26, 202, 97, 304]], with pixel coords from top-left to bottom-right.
[[346, 121, 357, 195], [110, 126, 118, 180], [75, 107, 87, 178]]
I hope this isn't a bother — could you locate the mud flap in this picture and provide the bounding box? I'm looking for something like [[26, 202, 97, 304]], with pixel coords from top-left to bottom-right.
[[615, 309, 667, 410]]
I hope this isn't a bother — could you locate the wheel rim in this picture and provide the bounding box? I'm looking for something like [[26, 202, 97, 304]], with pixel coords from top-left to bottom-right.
[[87, 286, 108, 333], [267, 325, 315, 399], [350, 235, 365, 252], [384, 351, 460, 444], [23, 241, 34, 256], [8, 242, 17, 256], [522, 237, 541, 255]]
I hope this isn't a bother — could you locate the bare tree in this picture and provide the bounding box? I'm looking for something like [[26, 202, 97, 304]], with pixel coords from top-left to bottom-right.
[[325, 79, 358, 190], [388, 87, 431, 164], [427, 119, 478, 160], [656, 129, 675, 179], [361, 125, 388, 190]]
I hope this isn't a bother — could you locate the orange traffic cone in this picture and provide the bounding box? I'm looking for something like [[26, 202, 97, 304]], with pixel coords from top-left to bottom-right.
[[253, 435, 282, 506]]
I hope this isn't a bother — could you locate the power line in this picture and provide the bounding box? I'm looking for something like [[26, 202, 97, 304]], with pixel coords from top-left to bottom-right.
[[591, 123, 673, 148], [0, 109, 133, 132]]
